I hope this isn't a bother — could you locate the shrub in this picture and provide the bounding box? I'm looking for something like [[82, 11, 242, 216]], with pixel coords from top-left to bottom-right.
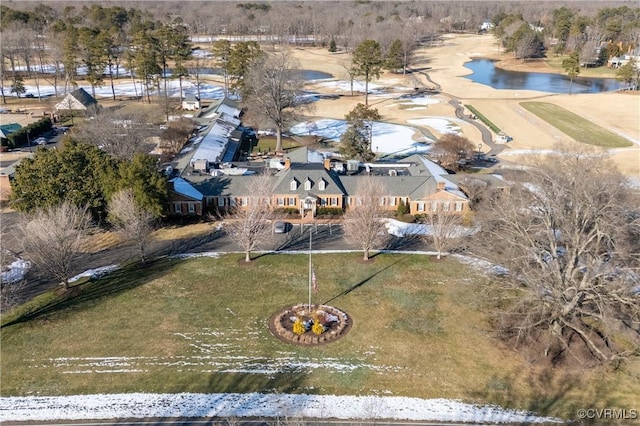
[[312, 320, 325, 335], [396, 199, 409, 216], [316, 207, 343, 217], [293, 317, 305, 335], [274, 207, 299, 216], [8, 117, 53, 148]]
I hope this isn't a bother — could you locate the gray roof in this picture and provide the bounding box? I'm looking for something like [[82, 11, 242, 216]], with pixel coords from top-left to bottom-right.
[[70, 88, 98, 107]]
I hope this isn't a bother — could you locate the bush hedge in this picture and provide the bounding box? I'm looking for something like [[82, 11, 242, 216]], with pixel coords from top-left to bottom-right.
[[464, 105, 501, 134], [5, 117, 53, 149]]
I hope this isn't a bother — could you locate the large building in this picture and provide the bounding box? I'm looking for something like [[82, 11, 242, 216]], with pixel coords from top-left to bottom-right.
[[165, 98, 475, 218]]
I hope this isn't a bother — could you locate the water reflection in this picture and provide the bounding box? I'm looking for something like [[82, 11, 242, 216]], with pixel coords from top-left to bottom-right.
[[464, 59, 621, 94]]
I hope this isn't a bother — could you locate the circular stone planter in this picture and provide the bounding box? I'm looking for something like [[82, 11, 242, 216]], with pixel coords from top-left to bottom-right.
[[269, 304, 352, 346]]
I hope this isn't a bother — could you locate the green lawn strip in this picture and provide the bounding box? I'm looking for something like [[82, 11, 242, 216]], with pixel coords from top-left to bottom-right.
[[465, 105, 501, 134], [1, 253, 638, 419], [520, 102, 633, 148]]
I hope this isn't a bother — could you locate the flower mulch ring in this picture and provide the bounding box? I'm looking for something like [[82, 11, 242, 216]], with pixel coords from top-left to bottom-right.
[[268, 304, 352, 346]]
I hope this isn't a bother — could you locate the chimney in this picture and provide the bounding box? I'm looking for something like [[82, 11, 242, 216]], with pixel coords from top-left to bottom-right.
[[436, 180, 445, 191], [284, 158, 291, 170], [323, 158, 331, 170]]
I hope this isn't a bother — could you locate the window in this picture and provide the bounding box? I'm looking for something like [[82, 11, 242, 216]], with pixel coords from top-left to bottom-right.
[[455, 202, 463, 212], [431, 202, 438, 212], [330, 197, 338, 206], [229, 198, 236, 207], [288, 197, 296, 206], [240, 197, 248, 206], [218, 197, 225, 207], [304, 179, 312, 190], [417, 202, 425, 212], [443, 202, 450, 211], [379, 197, 385, 206], [188, 203, 195, 213], [318, 179, 326, 190], [277, 197, 284, 206], [174, 203, 182, 213], [290, 179, 297, 190], [320, 198, 327, 206], [389, 197, 396, 206]]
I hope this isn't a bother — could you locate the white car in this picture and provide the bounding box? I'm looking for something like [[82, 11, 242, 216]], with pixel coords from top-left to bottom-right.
[[34, 137, 48, 145], [273, 221, 288, 234]]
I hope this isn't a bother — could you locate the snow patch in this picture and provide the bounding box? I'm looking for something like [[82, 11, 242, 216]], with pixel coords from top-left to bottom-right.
[[0, 393, 562, 423]]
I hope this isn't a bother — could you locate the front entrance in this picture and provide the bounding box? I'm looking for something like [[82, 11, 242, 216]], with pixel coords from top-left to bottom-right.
[[301, 196, 317, 219]]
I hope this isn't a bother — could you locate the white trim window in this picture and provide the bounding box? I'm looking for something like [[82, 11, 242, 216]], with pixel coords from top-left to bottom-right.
[[188, 203, 195, 213], [455, 202, 463, 212], [174, 203, 182, 213], [304, 179, 312, 190], [431, 202, 438, 212], [288, 197, 296, 206], [443, 202, 450, 211], [318, 179, 326, 190], [330, 197, 338, 206], [417, 202, 425, 212], [277, 197, 285, 207], [218, 197, 225, 207], [229, 198, 236, 207], [290, 179, 298, 190], [389, 197, 396, 206]]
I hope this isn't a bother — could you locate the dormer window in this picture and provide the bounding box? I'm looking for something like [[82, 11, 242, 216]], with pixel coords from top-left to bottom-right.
[[318, 179, 326, 191], [304, 178, 312, 190], [290, 179, 298, 190]]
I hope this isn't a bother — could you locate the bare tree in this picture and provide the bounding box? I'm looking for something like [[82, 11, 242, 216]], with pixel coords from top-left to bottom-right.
[[108, 188, 156, 264], [343, 176, 389, 261], [224, 172, 275, 262], [73, 107, 157, 160], [429, 134, 475, 172], [243, 49, 311, 153], [19, 201, 93, 290], [473, 147, 640, 365], [159, 117, 197, 157], [422, 207, 464, 260]]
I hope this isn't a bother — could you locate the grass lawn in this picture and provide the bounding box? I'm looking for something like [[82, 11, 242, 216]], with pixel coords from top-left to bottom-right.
[[2, 253, 638, 420], [520, 102, 633, 148], [546, 56, 618, 78]]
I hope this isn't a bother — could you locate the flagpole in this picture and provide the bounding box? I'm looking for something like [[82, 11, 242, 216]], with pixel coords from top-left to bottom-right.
[[308, 230, 312, 311]]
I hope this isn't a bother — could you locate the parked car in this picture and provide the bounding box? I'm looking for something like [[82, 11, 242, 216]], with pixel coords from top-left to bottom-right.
[[34, 137, 48, 145], [273, 221, 288, 234]]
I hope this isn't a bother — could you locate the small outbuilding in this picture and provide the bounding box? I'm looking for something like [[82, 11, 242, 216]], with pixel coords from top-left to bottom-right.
[[182, 94, 200, 111], [55, 88, 99, 116]]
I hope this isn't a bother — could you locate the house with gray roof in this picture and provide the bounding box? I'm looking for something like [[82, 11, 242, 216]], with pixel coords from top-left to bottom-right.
[[168, 146, 474, 218], [54, 88, 99, 115]]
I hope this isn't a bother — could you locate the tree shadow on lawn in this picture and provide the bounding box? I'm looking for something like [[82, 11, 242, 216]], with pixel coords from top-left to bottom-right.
[[1, 257, 179, 329], [203, 370, 309, 395], [322, 255, 410, 305], [470, 367, 621, 423]]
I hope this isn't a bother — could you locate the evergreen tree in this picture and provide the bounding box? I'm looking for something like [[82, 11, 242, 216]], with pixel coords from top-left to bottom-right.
[[385, 39, 404, 73], [562, 52, 580, 94], [351, 40, 384, 106], [328, 38, 337, 53]]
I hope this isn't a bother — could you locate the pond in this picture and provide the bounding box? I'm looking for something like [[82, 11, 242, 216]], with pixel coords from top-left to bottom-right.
[[463, 59, 622, 94]]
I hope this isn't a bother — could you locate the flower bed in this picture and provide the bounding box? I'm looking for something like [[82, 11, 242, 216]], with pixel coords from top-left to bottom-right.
[[269, 304, 351, 346]]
